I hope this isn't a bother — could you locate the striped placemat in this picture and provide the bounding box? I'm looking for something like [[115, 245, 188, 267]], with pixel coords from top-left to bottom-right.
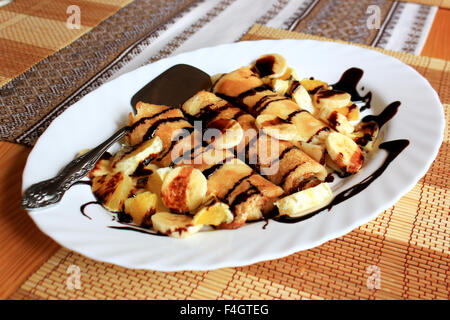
[[405, 0, 450, 7], [0, 0, 134, 87], [10, 25, 449, 300]]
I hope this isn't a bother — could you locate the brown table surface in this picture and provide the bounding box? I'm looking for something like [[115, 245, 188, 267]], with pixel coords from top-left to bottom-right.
[[1, 8, 449, 300]]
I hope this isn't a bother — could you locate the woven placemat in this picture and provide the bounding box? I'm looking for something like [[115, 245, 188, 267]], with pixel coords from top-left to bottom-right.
[[0, 0, 134, 87], [0, 0, 439, 146], [0, 0, 198, 146], [10, 25, 449, 300]]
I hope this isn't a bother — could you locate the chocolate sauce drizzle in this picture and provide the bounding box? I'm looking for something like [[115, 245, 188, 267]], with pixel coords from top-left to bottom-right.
[[362, 101, 401, 128], [331, 67, 372, 111], [275, 139, 409, 224], [76, 66, 408, 235], [79, 201, 100, 220], [108, 225, 164, 236]]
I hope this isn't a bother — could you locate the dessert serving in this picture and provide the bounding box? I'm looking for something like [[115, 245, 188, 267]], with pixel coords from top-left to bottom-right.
[[81, 53, 394, 238]]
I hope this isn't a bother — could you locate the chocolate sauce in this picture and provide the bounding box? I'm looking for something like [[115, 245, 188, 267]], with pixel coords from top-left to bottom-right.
[[316, 89, 347, 101], [286, 109, 307, 122], [156, 126, 195, 161], [255, 97, 289, 115], [275, 139, 409, 224], [79, 201, 100, 220], [129, 107, 176, 132], [253, 94, 278, 113], [261, 117, 288, 127], [361, 101, 401, 129], [142, 117, 187, 141], [222, 173, 254, 202], [169, 144, 202, 167], [252, 55, 276, 77], [325, 173, 335, 183], [306, 127, 330, 143], [108, 225, 164, 236], [201, 156, 234, 178], [230, 184, 260, 211], [331, 67, 372, 111]]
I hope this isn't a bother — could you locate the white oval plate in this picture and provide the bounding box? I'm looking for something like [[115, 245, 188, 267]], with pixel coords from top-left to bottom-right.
[[22, 40, 444, 271]]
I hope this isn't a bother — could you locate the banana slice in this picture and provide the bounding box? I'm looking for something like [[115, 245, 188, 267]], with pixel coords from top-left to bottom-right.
[[294, 141, 326, 165], [350, 121, 379, 152], [192, 201, 233, 226], [111, 136, 163, 175], [204, 118, 244, 149], [317, 106, 354, 135], [300, 79, 328, 94], [313, 89, 351, 110], [182, 90, 222, 116], [255, 114, 298, 141], [325, 132, 364, 174], [251, 53, 288, 79], [124, 191, 157, 227], [161, 166, 207, 213], [92, 172, 134, 212], [147, 167, 172, 212], [336, 103, 360, 121], [289, 82, 315, 114], [89, 157, 112, 178], [275, 183, 333, 218], [151, 212, 203, 238], [268, 79, 290, 95]]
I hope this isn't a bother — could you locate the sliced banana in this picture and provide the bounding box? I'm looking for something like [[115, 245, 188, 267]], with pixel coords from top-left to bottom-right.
[[92, 172, 134, 212], [294, 141, 326, 165], [255, 114, 298, 141], [313, 89, 351, 110], [317, 105, 354, 135], [161, 166, 207, 214], [192, 201, 233, 226], [268, 78, 290, 96], [182, 90, 222, 116], [111, 136, 163, 175], [151, 212, 203, 238], [251, 53, 288, 79], [275, 183, 333, 218], [124, 191, 157, 227], [350, 121, 379, 152], [289, 82, 315, 114], [336, 103, 360, 121], [325, 132, 364, 174], [300, 79, 328, 94], [146, 167, 172, 212], [204, 118, 244, 149], [89, 158, 112, 178]]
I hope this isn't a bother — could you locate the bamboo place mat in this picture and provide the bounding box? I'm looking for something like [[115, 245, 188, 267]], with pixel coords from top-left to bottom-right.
[[0, 0, 439, 146], [0, 0, 135, 88], [10, 25, 449, 300]]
